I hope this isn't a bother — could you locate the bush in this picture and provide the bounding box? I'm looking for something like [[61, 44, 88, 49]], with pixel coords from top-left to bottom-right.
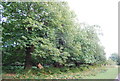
[[60, 67, 70, 72]]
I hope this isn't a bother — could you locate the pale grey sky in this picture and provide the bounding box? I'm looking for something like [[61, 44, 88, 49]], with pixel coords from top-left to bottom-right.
[[67, 0, 118, 59]]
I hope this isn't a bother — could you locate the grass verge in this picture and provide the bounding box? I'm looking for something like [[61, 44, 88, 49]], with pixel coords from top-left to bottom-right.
[[84, 65, 119, 79]]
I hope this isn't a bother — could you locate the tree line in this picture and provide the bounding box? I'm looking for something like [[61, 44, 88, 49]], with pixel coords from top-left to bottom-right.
[[1, 2, 106, 69]]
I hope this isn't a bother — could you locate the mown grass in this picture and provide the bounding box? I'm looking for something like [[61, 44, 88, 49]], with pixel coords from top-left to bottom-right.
[[84, 65, 119, 79], [2, 65, 115, 79]]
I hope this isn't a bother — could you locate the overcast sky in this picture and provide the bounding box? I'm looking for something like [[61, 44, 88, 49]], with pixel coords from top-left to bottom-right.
[[67, 0, 118, 59]]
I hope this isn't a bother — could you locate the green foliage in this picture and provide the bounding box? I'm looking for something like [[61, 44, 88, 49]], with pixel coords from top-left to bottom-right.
[[109, 53, 119, 65], [107, 59, 117, 65], [2, 65, 109, 79], [2, 1, 106, 68]]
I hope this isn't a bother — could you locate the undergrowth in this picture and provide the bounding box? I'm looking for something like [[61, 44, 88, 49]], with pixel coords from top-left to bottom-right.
[[2, 65, 107, 79]]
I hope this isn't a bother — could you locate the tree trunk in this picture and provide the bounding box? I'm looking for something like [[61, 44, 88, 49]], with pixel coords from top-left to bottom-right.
[[24, 45, 34, 69], [24, 26, 34, 69], [53, 62, 64, 68]]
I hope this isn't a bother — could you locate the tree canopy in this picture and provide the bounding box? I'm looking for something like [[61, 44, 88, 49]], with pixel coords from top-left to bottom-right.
[[109, 53, 119, 65], [1, 1, 106, 69]]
